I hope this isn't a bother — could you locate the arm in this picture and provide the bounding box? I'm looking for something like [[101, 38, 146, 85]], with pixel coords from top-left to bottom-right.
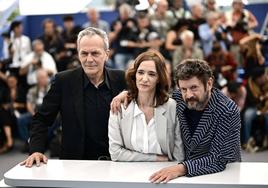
[[165, 30, 177, 51], [172, 116, 185, 162], [21, 75, 61, 167], [150, 106, 241, 182], [108, 110, 157, 162], [19, 61, 33, 75], [182, 108, 241, 177], [248, 11, 258, 29], [26, 102, 35, 116], [29, 74, 61, 154], [44, 54, 58, 75], [0, 70, 7, 82], [26, 89, 36, 115]]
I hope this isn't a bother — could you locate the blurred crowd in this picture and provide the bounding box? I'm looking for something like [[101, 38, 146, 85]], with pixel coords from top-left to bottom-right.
[[0, 0, 268, 155]]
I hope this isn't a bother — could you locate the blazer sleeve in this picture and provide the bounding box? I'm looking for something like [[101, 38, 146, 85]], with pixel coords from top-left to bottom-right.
[[29, 74, 61, 154], [173, 116, 185, 162], [182, 107, 241, 177], [108, 110, 157, 162]]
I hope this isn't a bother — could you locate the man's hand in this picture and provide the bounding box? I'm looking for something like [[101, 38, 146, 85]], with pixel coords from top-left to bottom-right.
[[110, 91, 129, 114], [149, 164, 187, 183], [20, 152, 48, 168]]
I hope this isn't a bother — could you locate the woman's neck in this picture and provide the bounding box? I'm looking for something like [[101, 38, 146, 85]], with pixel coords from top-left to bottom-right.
[[137, 92, 155, 108]]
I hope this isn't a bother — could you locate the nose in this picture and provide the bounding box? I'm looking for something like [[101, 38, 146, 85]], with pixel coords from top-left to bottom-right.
[[86, 53, 94, 62], [141, 73, 149, 82], [185, 89, 194, 99]]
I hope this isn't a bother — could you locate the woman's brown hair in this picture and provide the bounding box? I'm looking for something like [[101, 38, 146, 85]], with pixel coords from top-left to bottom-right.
[[126, 49, 169, 107]]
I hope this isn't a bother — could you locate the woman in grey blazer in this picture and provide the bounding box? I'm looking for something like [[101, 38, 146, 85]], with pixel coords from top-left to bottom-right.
[[109, 50, 184, 162]]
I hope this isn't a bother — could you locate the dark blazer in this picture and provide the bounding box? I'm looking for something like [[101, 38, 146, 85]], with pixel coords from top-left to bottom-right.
[[173, 88, 241, 177], [29, 66, 126, 159]]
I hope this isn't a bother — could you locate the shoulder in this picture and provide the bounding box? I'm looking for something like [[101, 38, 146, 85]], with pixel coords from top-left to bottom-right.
[[106, 67, 125, 80], [172, 89, 183, 103], [55, 67, 82, 81], [164, 98, 177, 109], [22, 35, 30, 42], [212, 88, 239, 115], [159, 98, 177, 115], [43, 52, 54, 59]]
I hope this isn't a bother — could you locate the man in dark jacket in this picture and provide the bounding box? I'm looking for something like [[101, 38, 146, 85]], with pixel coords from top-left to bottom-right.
[[21, 27, 126, 167]]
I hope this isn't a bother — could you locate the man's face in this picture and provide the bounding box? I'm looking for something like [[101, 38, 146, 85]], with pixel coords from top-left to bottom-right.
[[178, 76, 212, 111], [182, 35, 193, 49], [34, 42, 44, 56], [44, 22, 54, 36], [88, 9, 98, 23], [233, 1, 243, 11], [78, 35, 109, 78], [37, 71, 49, 87], [63, 20, 74, 30], [14, 25, 23, 35]]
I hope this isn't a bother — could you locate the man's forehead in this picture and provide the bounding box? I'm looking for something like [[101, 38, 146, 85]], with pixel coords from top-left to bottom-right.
[[79, 47, 103, 52], [79, 35, 105, 50], [178, 77, 203, 87]]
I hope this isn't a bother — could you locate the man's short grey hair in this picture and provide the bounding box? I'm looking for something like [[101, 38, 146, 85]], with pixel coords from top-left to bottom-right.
[[77, 27, 109, 50], [32, 39, 44, 48], [180, 30, 194, 40]]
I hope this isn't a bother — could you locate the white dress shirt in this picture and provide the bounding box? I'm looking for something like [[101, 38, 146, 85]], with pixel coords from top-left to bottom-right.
[[10, 35, 31, 68], [131, 102, 163, 155], [21, 51, 57, 85]]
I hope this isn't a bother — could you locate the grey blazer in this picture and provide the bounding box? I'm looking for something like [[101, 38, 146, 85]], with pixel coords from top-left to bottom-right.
[[108, 98, 184, 162]]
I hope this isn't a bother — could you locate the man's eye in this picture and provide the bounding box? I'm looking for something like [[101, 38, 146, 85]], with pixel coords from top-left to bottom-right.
[[191, 86, 198, 91], [92, 52, 100, 56], [181, 88, 187, 93]]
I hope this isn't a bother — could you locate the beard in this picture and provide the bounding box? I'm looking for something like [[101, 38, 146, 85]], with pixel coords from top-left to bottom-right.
[[185, 90, 210, 111]]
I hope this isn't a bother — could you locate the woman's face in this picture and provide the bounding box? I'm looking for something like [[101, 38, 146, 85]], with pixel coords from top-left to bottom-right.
[[136, 60, 159, 94]]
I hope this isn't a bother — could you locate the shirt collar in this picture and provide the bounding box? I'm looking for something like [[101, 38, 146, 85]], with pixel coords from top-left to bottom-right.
[[133, 101, 143, 117], [83, 68, 111, 89]]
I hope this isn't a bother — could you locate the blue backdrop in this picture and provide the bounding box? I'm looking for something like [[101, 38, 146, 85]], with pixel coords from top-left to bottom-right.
[[0, 3, 267, 59]]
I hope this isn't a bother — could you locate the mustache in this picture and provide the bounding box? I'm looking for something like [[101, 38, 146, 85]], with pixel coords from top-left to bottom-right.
[[186, 97, 198, 103]]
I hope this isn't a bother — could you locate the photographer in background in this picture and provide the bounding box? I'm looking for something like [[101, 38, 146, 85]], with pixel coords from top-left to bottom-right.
[[19, 40, 57, 87], [225, 0, 258, 35], [225, 0, 258, 65]]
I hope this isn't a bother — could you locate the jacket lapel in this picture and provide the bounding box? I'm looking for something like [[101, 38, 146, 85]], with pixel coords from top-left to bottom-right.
[[72, 67, 85, 132], [120, 101, 135, 149], [155, 104, 167, 154], [177, 100, 192, 152], [189, 89, 217, 151], [190, 107, 213, 150]]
